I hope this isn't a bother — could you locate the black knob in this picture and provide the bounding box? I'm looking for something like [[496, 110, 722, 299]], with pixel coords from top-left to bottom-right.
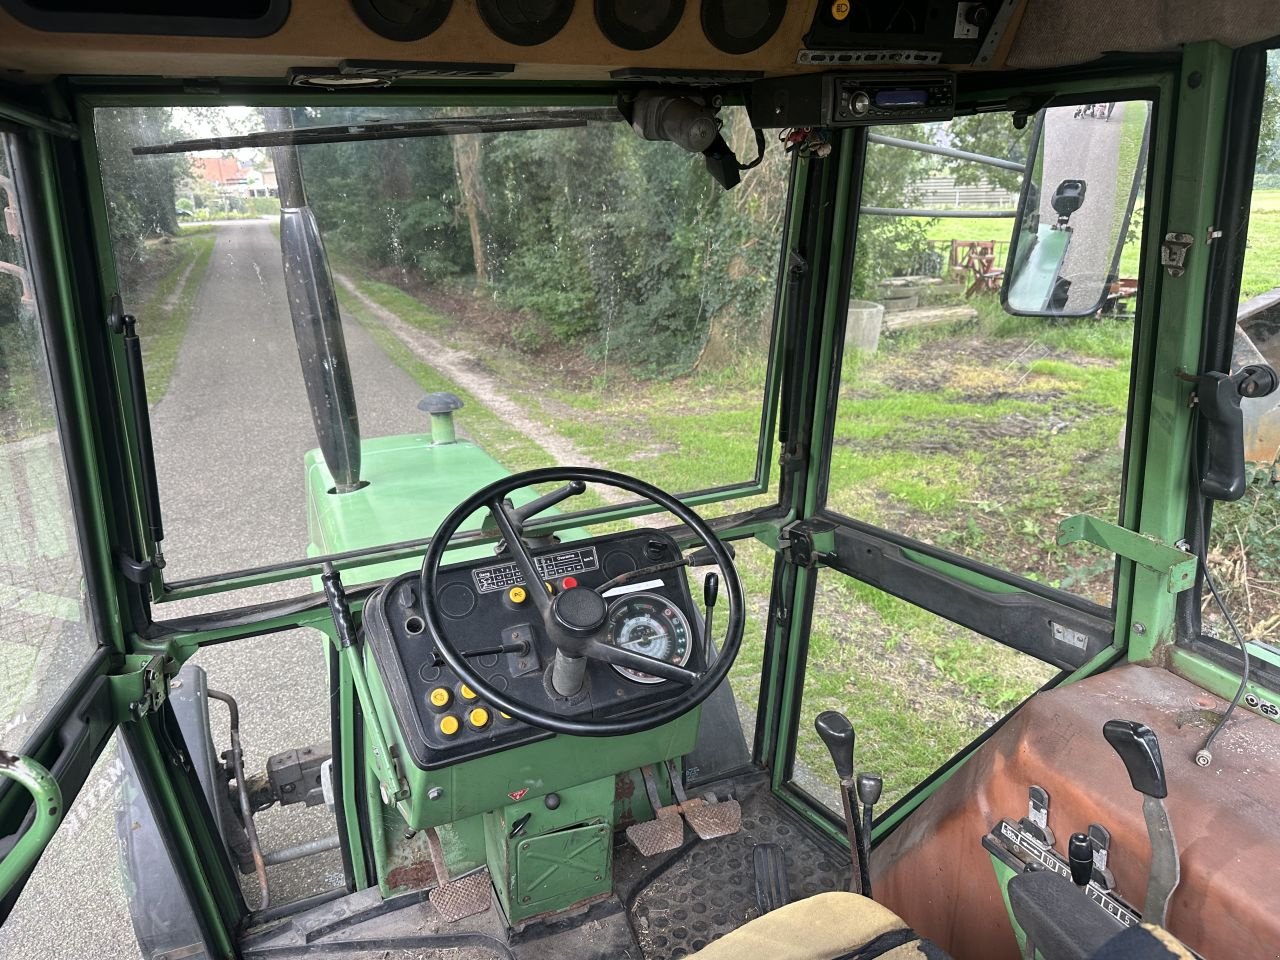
[[1102, 719, 1168, 799], [815, 711, 855, 781], [544, 792, 561, 810], [703, 571, 720, 609], [1068, 832, 1093, 887], [856, 773, 882, 806]]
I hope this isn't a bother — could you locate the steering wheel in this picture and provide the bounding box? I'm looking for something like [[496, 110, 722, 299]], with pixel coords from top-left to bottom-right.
[[419, 467, 744, 737]]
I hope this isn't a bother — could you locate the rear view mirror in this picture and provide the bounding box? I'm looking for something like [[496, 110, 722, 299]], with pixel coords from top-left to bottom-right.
[[1003, 101, 1150, 316]]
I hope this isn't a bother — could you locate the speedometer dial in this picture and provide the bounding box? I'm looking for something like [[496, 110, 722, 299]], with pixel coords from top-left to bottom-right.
[[606, 592, 692, 684]]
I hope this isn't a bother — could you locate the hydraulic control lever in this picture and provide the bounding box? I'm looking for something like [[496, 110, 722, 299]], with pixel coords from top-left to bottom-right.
[[815, 711, 874, 898], [1103, 719, 1180, 926]]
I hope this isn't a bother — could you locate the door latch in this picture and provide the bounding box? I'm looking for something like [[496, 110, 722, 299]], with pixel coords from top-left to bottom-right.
[[1160, 233, 1195, 277]]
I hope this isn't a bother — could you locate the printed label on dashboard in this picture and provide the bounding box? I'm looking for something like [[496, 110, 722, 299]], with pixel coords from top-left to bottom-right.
[[472, 546, 599, 593]]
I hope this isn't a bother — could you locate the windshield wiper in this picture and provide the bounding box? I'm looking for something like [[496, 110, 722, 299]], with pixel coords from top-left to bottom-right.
[[132, 108, 623, 155]]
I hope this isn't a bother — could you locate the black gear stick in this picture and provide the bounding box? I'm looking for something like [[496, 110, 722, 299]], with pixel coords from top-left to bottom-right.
[[1103, 719, 1180, 926], [815, 711, 872, 897]]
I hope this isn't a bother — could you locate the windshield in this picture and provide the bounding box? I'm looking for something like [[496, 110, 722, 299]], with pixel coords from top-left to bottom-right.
[[93, 104, 788, 588]]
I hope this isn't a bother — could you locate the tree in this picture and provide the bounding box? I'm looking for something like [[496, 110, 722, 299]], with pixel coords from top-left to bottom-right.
[[95, 107, 188, 269]]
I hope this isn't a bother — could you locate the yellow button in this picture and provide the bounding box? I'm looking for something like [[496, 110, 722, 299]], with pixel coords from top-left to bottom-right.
[[468, 707, 490, 729], [439, 715, 460, 737], [508, 586, 527, 604], [460, 684, 478, 701], [831, 0, 850, 20], [429, 687, 452, 709]]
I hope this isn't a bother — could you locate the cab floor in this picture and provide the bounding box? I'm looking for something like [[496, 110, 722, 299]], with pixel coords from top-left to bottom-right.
[[243, 771, 846, 960]]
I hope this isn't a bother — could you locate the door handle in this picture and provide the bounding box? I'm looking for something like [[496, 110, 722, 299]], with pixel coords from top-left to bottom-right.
[[0, 752, 62, 900]]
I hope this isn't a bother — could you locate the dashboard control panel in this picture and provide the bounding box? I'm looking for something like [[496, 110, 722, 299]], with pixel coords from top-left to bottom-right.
[[362, 529, 702, 770]]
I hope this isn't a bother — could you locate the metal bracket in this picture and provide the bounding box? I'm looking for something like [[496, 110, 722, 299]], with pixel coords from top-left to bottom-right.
[[1057, 514, 1196, 594], [1160, 232, 1195, 277], [130, 655, 173, 720], [116, 550, 159, 585], [778, 519, 837, 568]]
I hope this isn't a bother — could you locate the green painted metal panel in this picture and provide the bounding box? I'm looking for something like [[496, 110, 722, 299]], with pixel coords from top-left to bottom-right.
[[305, 436, 512, 586], [484, 776, 615, 922]]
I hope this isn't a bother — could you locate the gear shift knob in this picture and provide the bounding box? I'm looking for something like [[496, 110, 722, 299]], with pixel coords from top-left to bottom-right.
[[856, 773, 882, 807], [1102, 719, 1167, 799], [815, 711, 855, 781]]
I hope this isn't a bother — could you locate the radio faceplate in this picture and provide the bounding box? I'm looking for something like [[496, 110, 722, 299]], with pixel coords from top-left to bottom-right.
[[748, 73, 955, 128]]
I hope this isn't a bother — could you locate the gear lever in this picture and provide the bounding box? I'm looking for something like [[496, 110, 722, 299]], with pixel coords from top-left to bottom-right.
[[815, 711, 868, 896], [1103, 719, 1180, 926], [855, 773, 882, 899]]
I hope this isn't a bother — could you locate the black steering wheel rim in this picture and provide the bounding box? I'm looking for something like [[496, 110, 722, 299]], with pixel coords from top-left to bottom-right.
[[419, 466, 745, 737]]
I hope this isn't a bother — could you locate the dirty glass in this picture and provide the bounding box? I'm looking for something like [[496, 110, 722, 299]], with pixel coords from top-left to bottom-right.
[[93, 104, 789, 583], [791, 571, 1059, 814], [0, 133, 96, 749], [828, 103, 1150, 606]]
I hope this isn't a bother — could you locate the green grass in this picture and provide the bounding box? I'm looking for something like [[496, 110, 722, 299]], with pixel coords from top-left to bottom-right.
[[138, 233, 216, 402]]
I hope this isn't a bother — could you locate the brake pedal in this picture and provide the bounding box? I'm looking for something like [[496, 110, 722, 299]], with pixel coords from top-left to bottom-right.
[[666, 760, 741, 841], [753, 843, 791, 913], [625, 765, 686, 856]]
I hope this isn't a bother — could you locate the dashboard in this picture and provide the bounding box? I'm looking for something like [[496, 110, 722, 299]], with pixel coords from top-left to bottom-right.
[[362, 528, 702, 771]]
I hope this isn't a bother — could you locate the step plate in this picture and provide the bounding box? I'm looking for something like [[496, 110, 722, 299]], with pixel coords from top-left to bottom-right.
[[431, 867, 493, 923]]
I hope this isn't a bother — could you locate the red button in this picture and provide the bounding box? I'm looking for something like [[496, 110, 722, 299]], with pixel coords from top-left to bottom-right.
[[562, 576, 579, 589]]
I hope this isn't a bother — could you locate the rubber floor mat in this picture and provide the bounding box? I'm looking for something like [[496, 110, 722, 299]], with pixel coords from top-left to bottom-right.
[[623, 778, 846, 959]]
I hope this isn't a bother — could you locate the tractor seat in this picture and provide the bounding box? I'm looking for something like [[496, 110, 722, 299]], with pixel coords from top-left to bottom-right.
[[687, 891, 949, 960], [686, 889, 1199, 960]]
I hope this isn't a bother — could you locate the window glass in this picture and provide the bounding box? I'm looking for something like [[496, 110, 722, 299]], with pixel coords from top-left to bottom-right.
[[94, 105, 788, 582], [827, 104, 1150, 604], [1203, 49, 1280, 642], [791, 571, 1059, 813], [0, 133, 96, 747]]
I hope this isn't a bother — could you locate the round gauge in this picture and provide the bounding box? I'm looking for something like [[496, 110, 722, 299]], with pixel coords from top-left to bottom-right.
[[606, 592, 692, 684]]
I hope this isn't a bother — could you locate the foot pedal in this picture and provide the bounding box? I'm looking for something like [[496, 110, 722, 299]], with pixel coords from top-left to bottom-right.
[[681, 795, 743, 841], [625, 806, 686, 857], [666, 761, 741, 842], [753, 843, 791, 913], [626, 765, 687, 856], [431, 867, 493, 923], [425, 828, 492, 922]]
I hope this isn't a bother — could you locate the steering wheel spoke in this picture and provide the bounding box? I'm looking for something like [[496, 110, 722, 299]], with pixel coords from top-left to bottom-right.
[[585, 640, 700, 686], [486, 496, 553, 618]]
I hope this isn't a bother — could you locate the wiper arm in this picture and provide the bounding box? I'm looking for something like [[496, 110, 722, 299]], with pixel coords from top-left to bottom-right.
[[132, 108, 623, 155]]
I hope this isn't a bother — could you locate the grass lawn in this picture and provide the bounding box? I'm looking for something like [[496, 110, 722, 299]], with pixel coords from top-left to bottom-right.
[[136, 227, 217, 401]]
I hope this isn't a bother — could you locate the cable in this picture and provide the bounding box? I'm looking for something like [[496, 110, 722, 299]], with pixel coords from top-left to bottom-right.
[[1191, 436, 1252, 767]]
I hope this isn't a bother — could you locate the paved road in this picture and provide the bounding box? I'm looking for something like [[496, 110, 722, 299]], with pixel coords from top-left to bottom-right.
[[1038, 100, 1133, 312], [1, 219, 432, 958]]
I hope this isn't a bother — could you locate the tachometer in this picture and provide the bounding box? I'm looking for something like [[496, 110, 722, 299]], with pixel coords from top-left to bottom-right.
[[606, 592, 692, 684]]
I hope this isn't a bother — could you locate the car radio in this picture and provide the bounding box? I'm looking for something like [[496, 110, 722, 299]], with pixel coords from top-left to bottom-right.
[[748, 73, 956, 128]]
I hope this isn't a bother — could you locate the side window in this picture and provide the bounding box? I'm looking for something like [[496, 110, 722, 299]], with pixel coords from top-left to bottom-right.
[[1206, 49, 1280, 641], [797, 102, 1151, 812], [0, 133, 96, 747]]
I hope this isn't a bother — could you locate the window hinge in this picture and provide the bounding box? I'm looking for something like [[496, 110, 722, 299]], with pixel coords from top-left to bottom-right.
[[778, 519, 838, 569], [117, 550, 162, 585]]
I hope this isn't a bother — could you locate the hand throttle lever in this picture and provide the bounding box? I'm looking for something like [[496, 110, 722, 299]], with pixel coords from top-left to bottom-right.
[[1103, 719, 1180, 926]]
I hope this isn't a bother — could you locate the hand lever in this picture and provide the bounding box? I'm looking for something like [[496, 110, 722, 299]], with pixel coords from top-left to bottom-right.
[[1068, 832, 1093, 888], [814, 711, 865, 896], [702, 572, 719, 656], [855, 773, 882, 900], [512, 480, 587, 524], [815, 710, 855, 782], [1103, 720, 1180, 926], [1192, 364, 1279, 501]]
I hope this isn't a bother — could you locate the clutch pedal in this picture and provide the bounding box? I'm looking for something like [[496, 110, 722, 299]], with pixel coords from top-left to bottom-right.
[[625, 765, 686, 856]]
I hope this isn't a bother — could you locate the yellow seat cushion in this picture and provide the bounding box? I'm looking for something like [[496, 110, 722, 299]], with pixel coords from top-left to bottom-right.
[[688, 891, 920, 960]]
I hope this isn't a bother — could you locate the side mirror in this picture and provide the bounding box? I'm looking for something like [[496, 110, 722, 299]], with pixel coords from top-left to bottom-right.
[[1002, 101, 1150, 317]]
